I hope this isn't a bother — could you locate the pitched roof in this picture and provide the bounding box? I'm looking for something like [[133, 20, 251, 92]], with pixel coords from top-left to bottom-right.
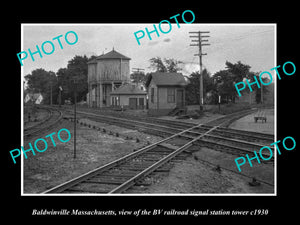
[[96, 49, 131, 60], [110, 83, 146, 95], [145, 72, 187, 87], [87, 49, 131, 64]]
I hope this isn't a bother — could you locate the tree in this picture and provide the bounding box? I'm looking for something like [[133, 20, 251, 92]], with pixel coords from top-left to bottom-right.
[[185, 69, 214, 105], [212, 70, 237, 103], [56, 67, 69, 104], [164, 58, 183, 72], [247, 72, 269, 104], [212, 61, 269, 104], [57, 55, 91, 104], [149, 57, 183, 73], [130, 72, 146, 84], [149, 57, 167, 72], [25, 55, 93, 105], [212, 61, 253, 103], [225, 61, 251, 82], [67, 55, 89, 103], [25, 68, 58, 104]]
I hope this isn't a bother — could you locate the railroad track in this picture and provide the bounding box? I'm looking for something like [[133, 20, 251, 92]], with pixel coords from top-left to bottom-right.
[[44, 107, 274, 194], [66, 108, 274, 146], [24, 106, 63, 139], [63, 107, 274, 160], [44, 124, 217, 194]]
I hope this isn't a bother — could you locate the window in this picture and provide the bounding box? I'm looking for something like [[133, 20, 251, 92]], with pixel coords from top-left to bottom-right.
[[151, 88, 154, 103], [167, 88, 175, 103]]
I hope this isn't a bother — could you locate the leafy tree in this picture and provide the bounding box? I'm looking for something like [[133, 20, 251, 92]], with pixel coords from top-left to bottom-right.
[[66, 55, 89, 103], [247, 72, 269, 104], [225, 61, 251, 82], [25, 68, 58, 104], [185, 69, 214, 104], [130, 72, 146, 84], [56, 67, 69, 104], [212, 61, 252, 103], [212, 70, 237, 103], [164, 58, 183, 72], [57, 55, 91, 104], [149, 57, 167, 72], [212, 61, 269, 104], [25, 55, 92, 105], [149, 57, 183, 73]]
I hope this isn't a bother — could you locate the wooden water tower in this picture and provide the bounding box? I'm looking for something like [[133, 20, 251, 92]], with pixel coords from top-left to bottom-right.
[[87, 48, 131, 107]]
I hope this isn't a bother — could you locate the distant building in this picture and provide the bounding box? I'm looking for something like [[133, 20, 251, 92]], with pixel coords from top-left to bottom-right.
[[145, 72, 187, 116], [24, 93, 43, 104], [87, 48, 131, 108], [110, 83, 147, 110]]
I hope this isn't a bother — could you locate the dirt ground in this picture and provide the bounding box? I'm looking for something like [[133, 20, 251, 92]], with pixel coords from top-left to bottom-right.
[[23, 118, 162, 193]]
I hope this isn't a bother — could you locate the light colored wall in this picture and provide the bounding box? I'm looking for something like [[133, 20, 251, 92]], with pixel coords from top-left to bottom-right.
[[96, 59, 130, 82], [110, 95, 146, 108], [157, 87, 176, 109], [147, 79, 177, 110], [88, 63, 97, 83], [148, 80, 157, 109]]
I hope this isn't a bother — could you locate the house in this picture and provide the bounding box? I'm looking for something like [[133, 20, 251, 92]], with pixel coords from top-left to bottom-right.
[[87, 48, 131, 108], [24, 93, 43, 104], [145, 72, 187, 116], [110, 83, 147, 110]]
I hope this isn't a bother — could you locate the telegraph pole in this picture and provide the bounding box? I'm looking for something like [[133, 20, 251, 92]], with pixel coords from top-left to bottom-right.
[[261, 84, 264, 105], [132, 68, 145, 73], [189, 31, 210, 111], [50, 79, 53, 106], [73, 79, 77, 159], [132, 68, 145, 85]]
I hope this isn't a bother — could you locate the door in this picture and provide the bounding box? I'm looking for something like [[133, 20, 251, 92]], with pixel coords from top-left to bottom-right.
[[138, 98, 144, 109], [176, 89, 184, 108], [129, 98, 137, 109]]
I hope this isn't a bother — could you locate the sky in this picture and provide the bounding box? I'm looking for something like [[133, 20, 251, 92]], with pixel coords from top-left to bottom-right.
[[21, 23, 275, 79]]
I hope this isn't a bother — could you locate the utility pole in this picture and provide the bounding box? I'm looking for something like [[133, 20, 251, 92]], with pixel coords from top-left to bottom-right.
[[73, 79, 77, 159], [132, 68, 145, 85], [261, 84, 264, 105], [189, 31, 210, 111], [58, 86, 62, 108], [50, 79, 53, 106], [132, 68, 145, 73]]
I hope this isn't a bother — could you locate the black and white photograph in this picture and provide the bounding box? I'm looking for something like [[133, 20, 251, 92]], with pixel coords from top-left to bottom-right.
[[5, 4, 298, 223]]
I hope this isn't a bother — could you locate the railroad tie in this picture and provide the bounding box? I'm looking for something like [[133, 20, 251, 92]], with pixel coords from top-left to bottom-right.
[[157, 143, 178, 151]]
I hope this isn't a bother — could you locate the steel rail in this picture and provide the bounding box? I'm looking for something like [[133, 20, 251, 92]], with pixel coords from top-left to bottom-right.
[[69, 108, 274, 143], [109, 126, 219, 193], [24, 107, 52, 131], [24, 107, 63, 138], [43, 107, 274, 194], [75, 110, 274, 156], [43, 124, 203, 194]]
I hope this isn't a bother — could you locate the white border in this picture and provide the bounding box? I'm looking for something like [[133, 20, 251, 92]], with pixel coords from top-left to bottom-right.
[[21, 23, 277, 196]]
